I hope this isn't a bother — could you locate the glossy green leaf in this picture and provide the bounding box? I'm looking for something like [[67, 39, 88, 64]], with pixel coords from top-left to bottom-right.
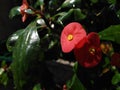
[[11, 22, 41, 90], [99, 25, 120, 44], [6, 30, 24, 52], [33, 83, 42, 90], [25, 9, 34, 14], [74, 8, 86, 21], [9, 6, 20, 19], [0, 68, 4, 75], [112, 73, 120, 85], [57, 9, 74, 24], [57, 8, 86, 24], [52, 12, 66, 21], [66, 74, 86, 90], [58, 0, 81, 10]]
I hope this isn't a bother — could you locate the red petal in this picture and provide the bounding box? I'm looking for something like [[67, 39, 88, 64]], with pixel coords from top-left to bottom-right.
[[74, 44, 102, 68], [111, 53, 120, 68], [23, 0, 28, 3], [75, 37, 87, 49], [22, 14, 27, 22], [74, 32, 102, 68], [60, 22, 86, 53], [74, 43, 88, 67], [20, 0, 29, 15], [87, 32, 100, 47]]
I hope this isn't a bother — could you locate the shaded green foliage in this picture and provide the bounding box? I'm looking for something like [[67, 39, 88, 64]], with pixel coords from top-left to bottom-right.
[[99, 25, 120, 44], [9, 6, 20, 19], [7, 22, 41, 90]]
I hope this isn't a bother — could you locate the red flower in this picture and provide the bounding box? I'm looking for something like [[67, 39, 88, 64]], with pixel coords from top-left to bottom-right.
[[60, 22, 87, 53], [74, 32, 102, 68], [111, 53, 120, 68], [20, 0, 29, 22], [63, 84, 68, 90]]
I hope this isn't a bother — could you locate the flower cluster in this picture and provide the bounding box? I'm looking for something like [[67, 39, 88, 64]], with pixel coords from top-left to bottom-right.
[[60, 22, 102, 68], [100, 42, 120, 68]]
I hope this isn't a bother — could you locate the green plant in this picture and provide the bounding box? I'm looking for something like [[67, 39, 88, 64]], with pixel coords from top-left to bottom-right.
[[1, 0, 120, 90]]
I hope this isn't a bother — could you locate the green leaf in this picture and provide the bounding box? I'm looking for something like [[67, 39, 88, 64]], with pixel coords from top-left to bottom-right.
[[117, 87, 120, 90], [48, 0, 61, 11], [90, 0, 98, 3], [0, 73, 9, 86], [66, 74, 86, 90], [107, 0, 116, 4], [40, 34, 58, 51], [33, 83, 42, 90], [57, 9, 74, 24], [57, 8, 86, 24], [73, 62, 78, 73], [99, 25, 120, 44], [1, 61, 6, 67], [34, 0, 44, 8], [102, 57, 110, 68], [0, 56, 12, 62], [52, 12, 66, 21], [112, 72, 120, 85], [25, 9, 34, 14], [11, 22, 41, 90], [6, 30, 24, 52], [74, 8, 86, 21], [116, 10, 120, 19], [0, 68, 4, 75], [9, 6, 20, 19], [58, 0, 81, 10]]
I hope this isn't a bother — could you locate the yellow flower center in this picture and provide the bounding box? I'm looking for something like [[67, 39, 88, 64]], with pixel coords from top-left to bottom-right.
[[67, 34, 73, 41], [89, 48, 96, 55]]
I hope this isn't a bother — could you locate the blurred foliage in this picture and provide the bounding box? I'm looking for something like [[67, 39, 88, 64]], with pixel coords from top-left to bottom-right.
[[33, 83, 42, 90], [99, 25, 120, 44], [0, 0, 120, 90]]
